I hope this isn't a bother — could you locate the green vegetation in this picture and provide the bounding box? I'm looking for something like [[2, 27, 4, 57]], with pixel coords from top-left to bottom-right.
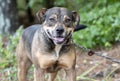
[[0, 26, 23, 68], [0, 27, 23, 81], [73, 1, 120, 48]]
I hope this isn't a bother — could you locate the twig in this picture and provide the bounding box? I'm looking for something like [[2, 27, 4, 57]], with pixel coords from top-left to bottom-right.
[[7, 68, 12, 81]]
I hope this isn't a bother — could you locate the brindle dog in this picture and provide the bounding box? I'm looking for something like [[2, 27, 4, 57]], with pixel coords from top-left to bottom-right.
[[16, 7, 86, 81]]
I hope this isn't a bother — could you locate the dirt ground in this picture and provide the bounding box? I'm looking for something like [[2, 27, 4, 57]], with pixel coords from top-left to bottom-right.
[[76, 44, 120, 81]]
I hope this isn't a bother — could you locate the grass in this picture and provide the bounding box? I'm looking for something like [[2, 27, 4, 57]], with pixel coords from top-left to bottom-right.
[[0, 61, 119, 81]]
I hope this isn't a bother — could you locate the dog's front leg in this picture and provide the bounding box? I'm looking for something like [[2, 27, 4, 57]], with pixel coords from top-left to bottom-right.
[[65, 67, 76, 81], [34, 67, 45, 81], [48, 71, 58, 81]]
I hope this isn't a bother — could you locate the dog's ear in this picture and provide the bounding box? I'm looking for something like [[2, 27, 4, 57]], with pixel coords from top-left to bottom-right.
[[72, 11, 87, 32], [74, 25, 87, 32], [72, 11, 80, 26], [36, 8, 47, 24]]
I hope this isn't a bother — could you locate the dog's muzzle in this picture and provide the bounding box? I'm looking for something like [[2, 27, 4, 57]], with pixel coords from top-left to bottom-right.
[[45, 26, 72, 44], [52, 27, 65, 44]]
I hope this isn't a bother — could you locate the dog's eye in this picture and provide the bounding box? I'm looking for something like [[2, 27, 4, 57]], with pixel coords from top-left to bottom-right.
[[64, 19, 71, 27], [65, 19, 71, 23], [49, 18, 55, 22]]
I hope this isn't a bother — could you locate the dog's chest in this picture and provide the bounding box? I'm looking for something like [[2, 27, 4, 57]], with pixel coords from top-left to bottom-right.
[[36, 44, 75, 72]]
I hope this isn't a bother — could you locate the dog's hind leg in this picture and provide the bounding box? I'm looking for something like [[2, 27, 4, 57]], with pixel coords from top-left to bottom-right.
[[17, 58, 32, 81], [17, 39, 32, 81]]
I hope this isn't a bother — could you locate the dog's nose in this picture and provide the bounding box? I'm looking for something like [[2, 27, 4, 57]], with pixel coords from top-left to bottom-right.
[[56, 27, 64, 34]]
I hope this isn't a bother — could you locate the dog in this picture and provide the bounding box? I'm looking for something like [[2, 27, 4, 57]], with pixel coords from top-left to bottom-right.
[[16, 7, 86, 81]]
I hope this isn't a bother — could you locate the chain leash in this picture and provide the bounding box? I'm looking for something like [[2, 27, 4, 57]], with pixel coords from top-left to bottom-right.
[[74, 43, 120, 64], [74, 43, 94, 56]]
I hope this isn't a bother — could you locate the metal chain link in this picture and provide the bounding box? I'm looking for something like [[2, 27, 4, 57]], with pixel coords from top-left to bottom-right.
[[74, 43, 120, 64], [74, 43, 94, 56], [74, 43, 90, 52]]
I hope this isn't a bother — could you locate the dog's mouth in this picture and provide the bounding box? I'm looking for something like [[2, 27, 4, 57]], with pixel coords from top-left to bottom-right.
[[53, 36, 65, 44], [46, 30, 65, 44], [46, 30, 72, 44]]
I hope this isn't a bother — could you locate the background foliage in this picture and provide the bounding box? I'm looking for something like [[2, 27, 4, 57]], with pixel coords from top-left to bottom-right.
[[73, 1, 120, 48]]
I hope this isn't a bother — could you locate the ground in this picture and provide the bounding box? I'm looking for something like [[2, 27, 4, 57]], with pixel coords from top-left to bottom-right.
[[0, 44, 120, 81], [76, 44, 120, 81]]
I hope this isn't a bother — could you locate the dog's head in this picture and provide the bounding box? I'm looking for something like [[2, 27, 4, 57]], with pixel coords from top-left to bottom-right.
[[36, 7, 80, 44]]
